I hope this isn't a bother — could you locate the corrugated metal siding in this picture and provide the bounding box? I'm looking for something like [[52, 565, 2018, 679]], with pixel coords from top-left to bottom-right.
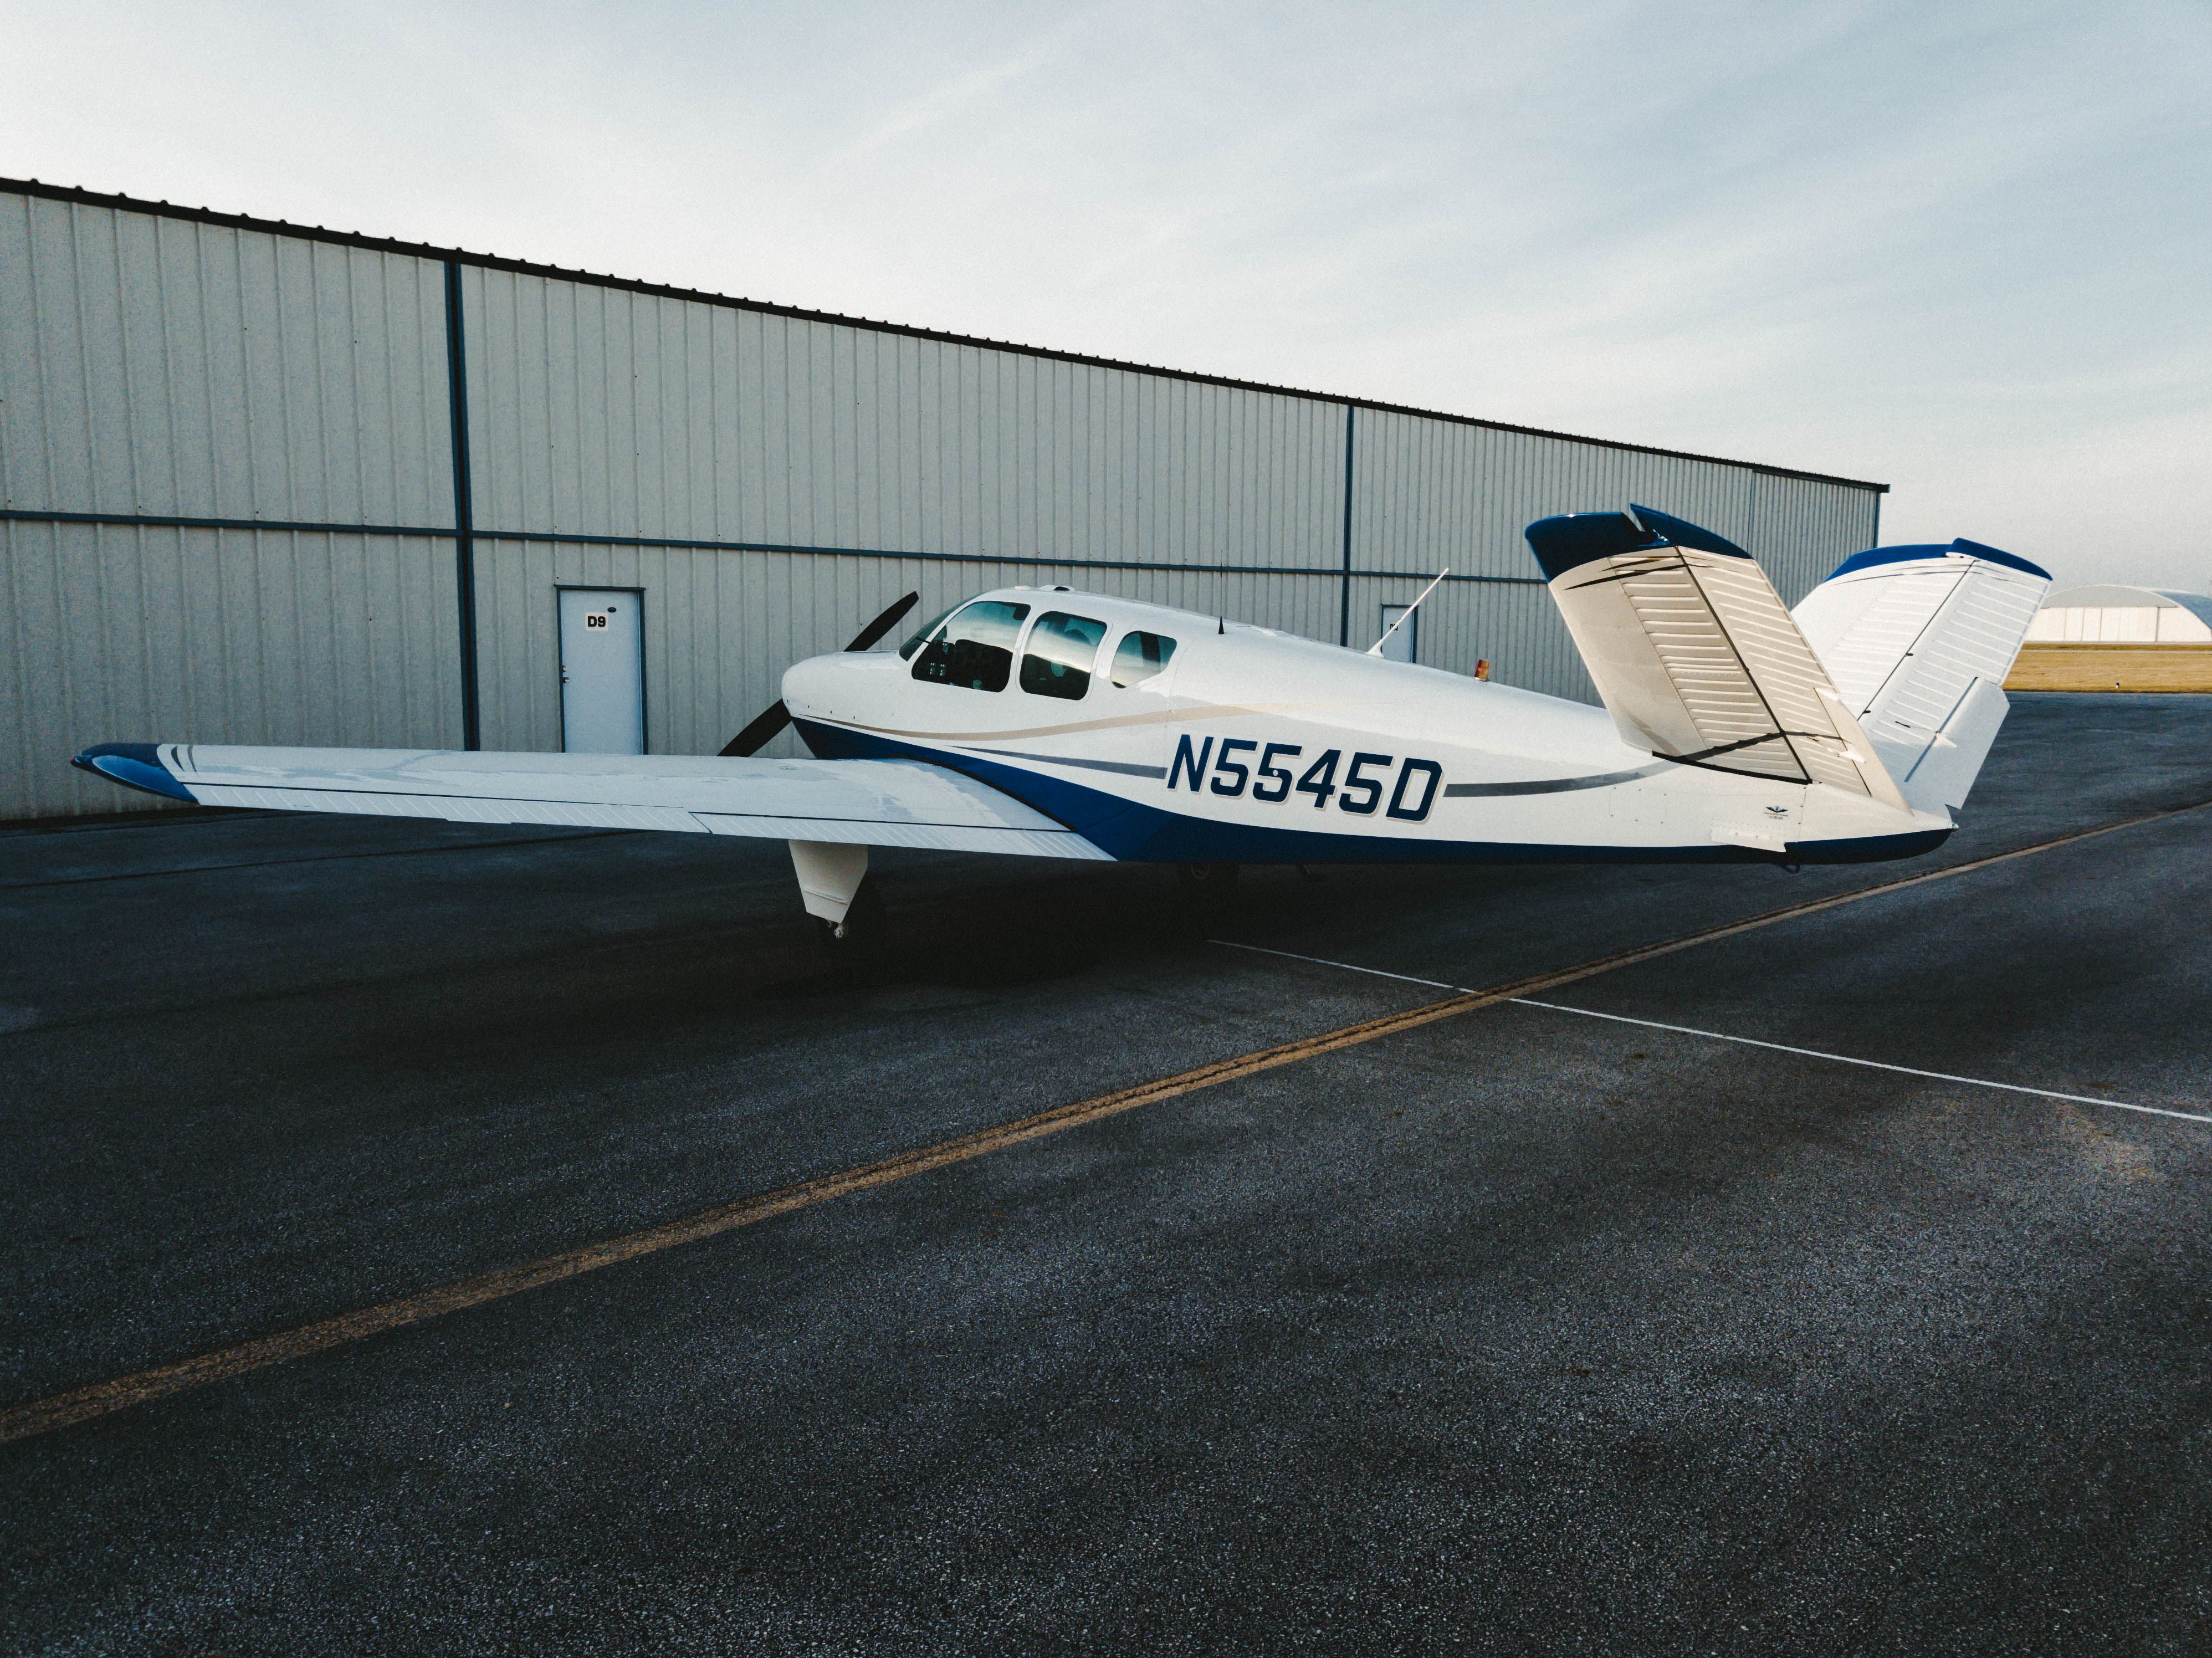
[[0, 193, 450, 525], [472, 538, 1346, 759], [1354, 412, 1759, 581], [1748, 471, 1880, 605], [0, 187, 1885, 820], [1, 520, 462, 817], [1344, 575, 1598, 704], [463, 269, 1345, 567]]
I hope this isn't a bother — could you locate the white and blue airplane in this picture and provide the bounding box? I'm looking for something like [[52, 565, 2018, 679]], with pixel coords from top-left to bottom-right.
[[75, 506, 2050, 939]]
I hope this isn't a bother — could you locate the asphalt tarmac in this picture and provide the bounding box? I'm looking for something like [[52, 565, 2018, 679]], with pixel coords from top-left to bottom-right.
[[4, 693, 2210, 1655]]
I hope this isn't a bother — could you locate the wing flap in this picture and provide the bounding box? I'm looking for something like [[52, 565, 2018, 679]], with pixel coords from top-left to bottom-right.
[[692, 815, 1099, 857]]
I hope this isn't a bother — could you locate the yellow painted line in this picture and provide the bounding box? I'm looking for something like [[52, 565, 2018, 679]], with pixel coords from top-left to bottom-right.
[[3, 796, 2204, 1445]]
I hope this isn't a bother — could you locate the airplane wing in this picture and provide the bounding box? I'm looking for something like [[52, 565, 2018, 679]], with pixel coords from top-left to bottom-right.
[[1524, 504, 1907, 810], [72, 743, 1109, 859]]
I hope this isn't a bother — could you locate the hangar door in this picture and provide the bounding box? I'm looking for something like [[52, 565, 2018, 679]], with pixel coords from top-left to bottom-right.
[[558, 590, 646, 754]]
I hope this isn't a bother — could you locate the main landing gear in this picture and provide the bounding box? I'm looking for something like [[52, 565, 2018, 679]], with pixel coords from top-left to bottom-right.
[[790, 839, 884, 951]]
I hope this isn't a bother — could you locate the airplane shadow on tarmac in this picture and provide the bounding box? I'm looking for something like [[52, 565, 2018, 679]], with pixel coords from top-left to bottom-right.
[[745, 854, 1771, 1003]]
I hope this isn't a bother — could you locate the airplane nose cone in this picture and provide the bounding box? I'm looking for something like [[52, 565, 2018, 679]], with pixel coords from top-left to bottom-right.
[[781, 651, 869, 717], [71, 743, 195, 801]]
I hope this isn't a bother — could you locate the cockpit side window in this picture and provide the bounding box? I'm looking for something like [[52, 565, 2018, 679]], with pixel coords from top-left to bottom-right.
[[897, 605, 959, 661], [1109, 630, 1179, 688], [1018, 612, 1108, 700], [910, 600, 1031, 691]]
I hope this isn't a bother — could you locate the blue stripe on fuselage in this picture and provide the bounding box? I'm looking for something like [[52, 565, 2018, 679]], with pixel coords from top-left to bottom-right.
[[791, 718, 1951, 868]]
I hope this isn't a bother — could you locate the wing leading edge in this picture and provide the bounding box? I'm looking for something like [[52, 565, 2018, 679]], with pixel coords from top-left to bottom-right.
[[71, 743, 1110, 860]]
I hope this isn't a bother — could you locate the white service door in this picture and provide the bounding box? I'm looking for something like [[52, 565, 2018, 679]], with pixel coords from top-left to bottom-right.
[[559, 590, 644, 754], [1378, 603, 1417, 663]]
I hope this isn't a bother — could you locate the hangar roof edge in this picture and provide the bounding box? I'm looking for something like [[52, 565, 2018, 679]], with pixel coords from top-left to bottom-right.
[[1, 176, 1889, 496]]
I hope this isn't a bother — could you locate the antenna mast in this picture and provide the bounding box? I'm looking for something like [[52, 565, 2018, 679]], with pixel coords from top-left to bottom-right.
[[1368, 568, 1450, 657]]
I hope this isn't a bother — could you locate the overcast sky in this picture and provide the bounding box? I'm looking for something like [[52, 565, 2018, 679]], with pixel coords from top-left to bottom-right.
[[3, 1, 2206, 589]]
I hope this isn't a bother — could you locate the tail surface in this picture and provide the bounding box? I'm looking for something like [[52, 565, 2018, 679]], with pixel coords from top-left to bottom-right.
[[1524, 505, 1906, 810], [1790, 540, 2049, 815]]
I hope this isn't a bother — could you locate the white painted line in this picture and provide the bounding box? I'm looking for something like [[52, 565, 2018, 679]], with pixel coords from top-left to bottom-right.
[[1209, 940, 2212, 1130], [1210, 939, 1465, 993], [1509, 998, 2212, 1128]]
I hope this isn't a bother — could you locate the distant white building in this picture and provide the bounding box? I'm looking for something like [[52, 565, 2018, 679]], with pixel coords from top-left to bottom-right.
[[2027, 585, 2212, 644]]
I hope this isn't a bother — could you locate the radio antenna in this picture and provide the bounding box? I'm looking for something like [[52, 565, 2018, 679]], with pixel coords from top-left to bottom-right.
[[1368, 567, 1449, 657]]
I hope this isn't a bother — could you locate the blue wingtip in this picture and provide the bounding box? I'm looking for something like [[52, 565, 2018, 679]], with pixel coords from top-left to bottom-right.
[[1626, 505, 1752, 562], [71, 742, 194, 801], [1949, 538, 2050, 580], [1523, 504, 1751, 580], [1523, 511, 1653, 580], [1825, 540, 2051, 583]]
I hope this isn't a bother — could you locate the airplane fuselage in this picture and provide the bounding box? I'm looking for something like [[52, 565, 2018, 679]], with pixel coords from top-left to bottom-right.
[[782, 587, 1953, 866]]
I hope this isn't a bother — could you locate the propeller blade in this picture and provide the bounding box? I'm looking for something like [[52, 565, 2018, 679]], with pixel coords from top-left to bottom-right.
[[844, 591, 920, 652], [719, 699, 790, 758], [716, 593, 920, 758]]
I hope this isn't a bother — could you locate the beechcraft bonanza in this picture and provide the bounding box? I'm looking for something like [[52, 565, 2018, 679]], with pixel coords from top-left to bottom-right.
[[75, 506, 2050, 939]]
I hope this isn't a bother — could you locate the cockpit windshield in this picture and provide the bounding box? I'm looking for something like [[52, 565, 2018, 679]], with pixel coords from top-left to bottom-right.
[[909, 601, 1032, 692], [898, 605, 959, 661]]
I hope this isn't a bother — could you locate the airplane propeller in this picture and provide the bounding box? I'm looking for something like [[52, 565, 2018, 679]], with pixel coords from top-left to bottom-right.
[[718, 591, 920, 757]]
